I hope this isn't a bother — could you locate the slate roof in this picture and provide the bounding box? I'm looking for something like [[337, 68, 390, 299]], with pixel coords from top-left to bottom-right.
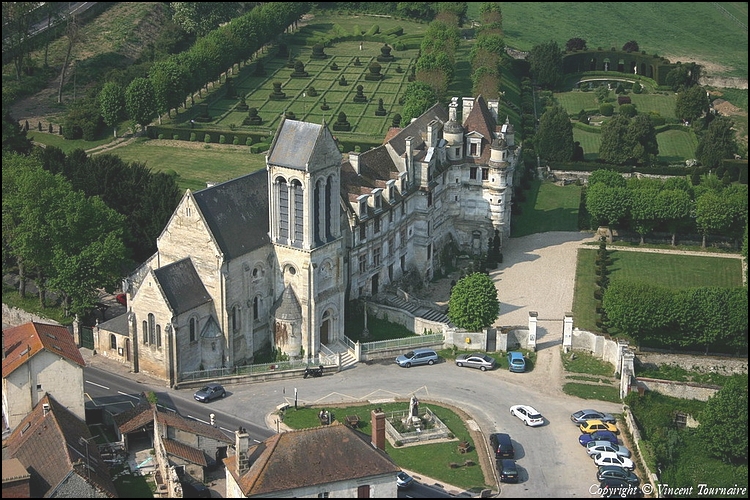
[[341, 146, 400, 207], [163, 438, 209, 467], [268, 118, 342, 171], [5, 394, 118, 498], [2, 322, 85, 378], [386, 102, 448, 158], [225, 422, 400, 496], [192, 169, 270, 261], [153, 257, 212, 316], [97, 311, 129, 336], [460, 95, 497, 165]]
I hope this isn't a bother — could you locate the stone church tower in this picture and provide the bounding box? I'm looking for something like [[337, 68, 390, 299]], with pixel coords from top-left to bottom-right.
[[267, 119, 346, 360]]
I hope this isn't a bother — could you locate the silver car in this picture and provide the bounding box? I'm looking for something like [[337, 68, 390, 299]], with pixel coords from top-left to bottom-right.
[[455, 352, 496, 371], [395, 348, 438, 368], [587, 441, 631, 458], [570, 409, 616, 425]]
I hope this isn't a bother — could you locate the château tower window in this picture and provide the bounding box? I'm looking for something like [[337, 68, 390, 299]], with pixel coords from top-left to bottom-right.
[[482, 168, 489, 181], [373, 246, 381, 266], [359, 253, 367, 273], [470, 167, 478, 180]]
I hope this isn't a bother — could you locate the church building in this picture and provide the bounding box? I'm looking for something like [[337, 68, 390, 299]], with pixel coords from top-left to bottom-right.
[[100, 95, 521, 385]]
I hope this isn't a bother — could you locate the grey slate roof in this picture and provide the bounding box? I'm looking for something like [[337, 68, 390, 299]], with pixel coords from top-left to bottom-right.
[[268, 118, 342, 171], [273, 285, 302, 321], [153, 258, 212, 316], [386, 102, 448, 158], [192, 169, 270, 260]]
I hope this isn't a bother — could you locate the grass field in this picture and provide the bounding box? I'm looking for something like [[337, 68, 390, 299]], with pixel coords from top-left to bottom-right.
[[511, 180, 582, 237], [572, 248, 743, 332], [655, 128, 699, 164], [571, 128, 601, 160], [467, 3, 748, 79]]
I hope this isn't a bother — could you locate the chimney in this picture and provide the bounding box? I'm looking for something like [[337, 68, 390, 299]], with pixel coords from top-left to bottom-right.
[[462, 97, 474, 124], [236, 427, 251, 475], [349, 152, 360, 174], [371, 409, 386, 451], [427, 121, 435, 148], [404, 136, 414, 184], [43, 403, 50, 416], [449, 97, 459, 122]]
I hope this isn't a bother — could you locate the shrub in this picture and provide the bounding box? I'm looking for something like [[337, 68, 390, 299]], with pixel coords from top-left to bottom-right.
[[246, 137, 253, 146], [173, 134, 180, 140], [219, 134, 226, 144], [233, 137, 240, 145], [619, 104, 637, 118], [158, 133, 164, 139], [204, 134, 211, 143], [632, 82, 643, 94], [599, 103, 614, 116], [190, 132, 197, 141]]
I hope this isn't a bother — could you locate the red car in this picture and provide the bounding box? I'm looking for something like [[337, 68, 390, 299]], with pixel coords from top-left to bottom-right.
[[115, 293, 127, 306]]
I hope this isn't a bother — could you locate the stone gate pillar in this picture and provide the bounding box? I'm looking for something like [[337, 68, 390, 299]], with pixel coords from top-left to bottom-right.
[[562, 312, 573, 353], [527, 311, 538, 351], [620, 350, 635, 399]]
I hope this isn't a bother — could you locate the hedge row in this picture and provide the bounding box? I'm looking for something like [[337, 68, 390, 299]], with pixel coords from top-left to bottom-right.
[[148, 126, 270, 145], [550, 161, 695, 177]]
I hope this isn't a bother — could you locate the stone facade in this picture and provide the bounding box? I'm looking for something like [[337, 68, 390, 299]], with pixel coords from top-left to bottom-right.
[[102, 96, 520, 385]]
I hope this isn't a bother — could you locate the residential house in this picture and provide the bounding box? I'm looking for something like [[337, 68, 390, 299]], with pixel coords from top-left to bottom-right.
[[2, 322, 85, 432], [3, 393, 118, 498]]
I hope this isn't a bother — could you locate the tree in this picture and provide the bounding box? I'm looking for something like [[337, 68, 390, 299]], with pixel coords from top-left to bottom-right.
[[401, 81, 437, 124], [622, 40, 639, 53], [696, 116, 737, 169], [665, 62, 702, 91], [695, 190, 732, 248], [594, 85, 610, 104], [528, 41, 563, 90], [585, 183, 630, 228], [565, 37, 587, 52], [655, 189, 691, 246], [697, 375, 748, 464], [479, 3, 503, 34], [625, 114, 659, 166], [602, 278, 673, 344], [2, 2, 40, 82], [125, 77, 157, 131], [588, 169, 626, 188], [150, 57, 189, 121], [57, 13, 81, 104], [536, 105, 573, 162], [2, 111, 33, 155], [98, 82, 125, 138], [169, 2, 244, 37], [599, 115, 632, 165], [675, 85, 709, 124], [448, 272, 499, 332], [629, 187, 660, 244]]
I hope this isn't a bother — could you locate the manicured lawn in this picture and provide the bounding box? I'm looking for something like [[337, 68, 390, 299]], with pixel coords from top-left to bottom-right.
[[280, 401, 491, 492], [511, 180, 582, 237], [572, 128, 602, 160], [572, 248, 743, 332], [104, 138, 268, 192], [655, 128, 699, 164]]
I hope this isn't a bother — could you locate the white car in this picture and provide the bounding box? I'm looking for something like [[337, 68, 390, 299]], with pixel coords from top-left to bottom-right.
[[593, 451, 635, 470], [586, 441, 631, 458], [510, 405, 544, 427]]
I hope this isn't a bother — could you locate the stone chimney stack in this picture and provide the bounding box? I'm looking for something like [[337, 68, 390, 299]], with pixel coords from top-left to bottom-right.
[[371, 409, 386, 451], [236, 427, 251, 475], [449, 97, 459, 122], [349, 152, 360, 174]]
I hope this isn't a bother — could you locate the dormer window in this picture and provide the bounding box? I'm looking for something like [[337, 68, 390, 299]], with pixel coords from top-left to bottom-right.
[[373, 189, 383, 210], [388, 182, 395, 201], [467, 137, 482, 158]]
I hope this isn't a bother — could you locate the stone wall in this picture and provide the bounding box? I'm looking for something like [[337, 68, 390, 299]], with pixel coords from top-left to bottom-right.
[[635, 351, 748, 376], [571, 328, 623, 368], [634, 377, 720, 401], [2, 304, 60, 327]]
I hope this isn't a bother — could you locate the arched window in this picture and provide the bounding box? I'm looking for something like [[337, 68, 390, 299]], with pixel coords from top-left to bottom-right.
[[253, 296, 260, 320], [277, 177, 288, 240], [156, 325, 161, 348], [110, 334, 117, 350], [142, 321, 148, 344], [148, 314, 155, 344], [189, 318, 196, 342]]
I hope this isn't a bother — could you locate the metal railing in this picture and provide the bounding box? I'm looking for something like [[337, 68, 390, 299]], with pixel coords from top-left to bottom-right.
[[361, 333, 444, 353]]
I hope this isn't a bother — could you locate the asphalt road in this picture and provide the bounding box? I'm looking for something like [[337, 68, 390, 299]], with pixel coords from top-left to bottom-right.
[[84, 353, 623, 498]]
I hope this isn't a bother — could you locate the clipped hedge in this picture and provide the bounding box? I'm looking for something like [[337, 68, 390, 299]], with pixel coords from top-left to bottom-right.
[[148, 125, 268, 146]]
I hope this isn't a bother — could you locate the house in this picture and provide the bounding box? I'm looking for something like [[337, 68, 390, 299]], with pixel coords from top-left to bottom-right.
[[3, 393, 118, 498], [112, 397, 232, 491], [224, 409, 401, 497], [2, 322, 85, 432], [97, 95, 521, 384]]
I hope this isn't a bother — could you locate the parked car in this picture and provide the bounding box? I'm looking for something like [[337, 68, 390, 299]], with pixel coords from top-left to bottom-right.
[[497, 458, 519, 483], [395, 348, 439, 368], [587, 441, 631, 458], [570, 409, 616, 425], [593, 452, 635, 471], [579, 430, 619, 447], [489, 432, 515, 459], [597, 465, 640, 486], [507, 351, 526, 372], [181, 482, 211, 499], [455, 352, 496, 371], [193, 383, 226, 403], [599, 478, 643, 498], [510, 405, 544, 427], [580, 419, 618, 434], [396, 471, 413, 489]]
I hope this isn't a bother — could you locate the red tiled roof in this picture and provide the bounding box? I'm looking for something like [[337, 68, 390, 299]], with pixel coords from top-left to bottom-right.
[[163, 438, 209, 467], [226, 422, 400, 496], [5, 394, 118, 498], [2, 322, 85, 378]]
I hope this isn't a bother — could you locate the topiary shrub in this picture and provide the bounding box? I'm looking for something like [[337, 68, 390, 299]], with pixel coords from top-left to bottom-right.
[[219, 135, 226, 144], [246, 137, 253, 146], [173, 134, 180, 140], [158, 133, 164, 139], [233, 137, 240, 145], [599, 103, 614, 116], [190, 132, 197, 141], [204, 133, 211, 143]]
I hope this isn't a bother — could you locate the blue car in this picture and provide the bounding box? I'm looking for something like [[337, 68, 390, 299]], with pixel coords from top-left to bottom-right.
[[579, 430, 618, 447], [507, 351, 526, 372]]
